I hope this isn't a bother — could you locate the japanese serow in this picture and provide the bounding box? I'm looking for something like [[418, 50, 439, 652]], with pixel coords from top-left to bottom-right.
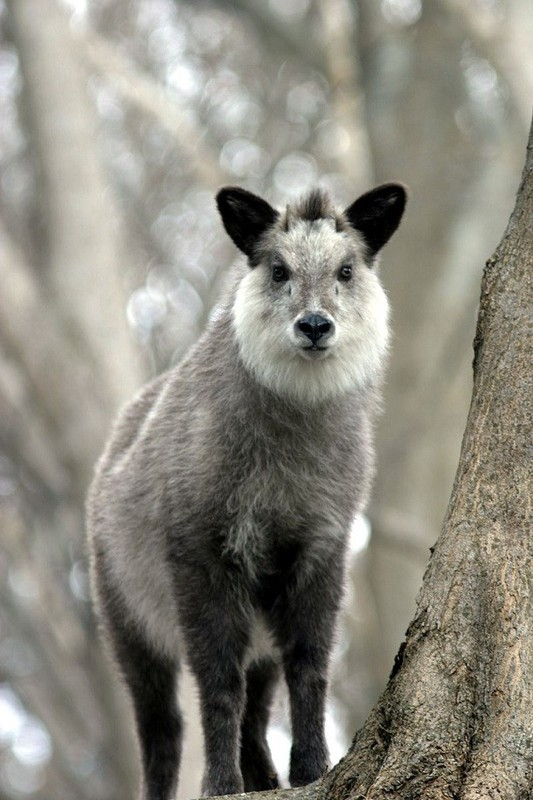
[[86, 182, 407, 800]]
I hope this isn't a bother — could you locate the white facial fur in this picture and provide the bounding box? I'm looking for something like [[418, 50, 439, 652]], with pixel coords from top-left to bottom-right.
[[232, 218, 390, 405]]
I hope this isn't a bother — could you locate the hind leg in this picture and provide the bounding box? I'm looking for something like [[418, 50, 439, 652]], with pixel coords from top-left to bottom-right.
[[240, 658, 281, 791], [118, 632, 182, 800], [94, 559, 182, 800]]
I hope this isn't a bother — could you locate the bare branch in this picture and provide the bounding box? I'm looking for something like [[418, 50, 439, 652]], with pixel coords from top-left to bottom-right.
[[7, 0, 144, 414], [215, 0, 323, 70], [315, 0, 374, 189], [78, 29, 226, 189], [0, 353, 69, 495], [0, 223, 112, 492]]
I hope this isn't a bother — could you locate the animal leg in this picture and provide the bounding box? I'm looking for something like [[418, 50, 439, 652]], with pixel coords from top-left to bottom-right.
[[122, 642, 182, 800], [179, 581, 251, 796], [95, 560, 182, 800], [240, 657, 281, 791], [272, 558, 344, 787]]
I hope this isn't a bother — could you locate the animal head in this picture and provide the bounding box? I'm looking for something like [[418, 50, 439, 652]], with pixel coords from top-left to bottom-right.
[[217, 183, 406, 405]]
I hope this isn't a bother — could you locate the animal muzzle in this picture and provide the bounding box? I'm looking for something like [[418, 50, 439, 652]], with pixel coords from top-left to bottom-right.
[[295, 313, 335, 346]]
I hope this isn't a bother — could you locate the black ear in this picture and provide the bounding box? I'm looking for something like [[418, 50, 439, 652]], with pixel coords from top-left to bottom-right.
[[216, 187, 279, 257], [344, 183, 407, 257]]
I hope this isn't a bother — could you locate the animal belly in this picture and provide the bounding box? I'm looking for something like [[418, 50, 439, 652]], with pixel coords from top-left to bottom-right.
[[245, 613, 280, 667]]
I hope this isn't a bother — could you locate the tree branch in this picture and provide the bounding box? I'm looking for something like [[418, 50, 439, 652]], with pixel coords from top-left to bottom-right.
[[7, 0, 144, 416], [77, 29, 226, 189], [315, 0, 374, 190], [213, 0, 323, 70], [0, 223, 114, 492]]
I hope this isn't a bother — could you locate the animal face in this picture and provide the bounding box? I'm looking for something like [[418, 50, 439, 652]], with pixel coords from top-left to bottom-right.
[[218, 184, 406, 404]]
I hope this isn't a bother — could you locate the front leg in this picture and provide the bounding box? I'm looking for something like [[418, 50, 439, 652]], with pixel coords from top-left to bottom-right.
[[285, 643, 330, 786], [197, 655, 247, 796], [272, 545, 346, 787], [176, 564, 252, 797]]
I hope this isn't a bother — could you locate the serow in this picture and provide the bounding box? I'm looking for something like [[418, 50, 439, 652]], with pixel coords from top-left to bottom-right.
[[87, 181, 406, 800]]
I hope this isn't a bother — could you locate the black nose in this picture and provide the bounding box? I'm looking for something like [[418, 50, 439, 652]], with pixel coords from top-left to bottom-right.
[[296, 313, 333, 345]]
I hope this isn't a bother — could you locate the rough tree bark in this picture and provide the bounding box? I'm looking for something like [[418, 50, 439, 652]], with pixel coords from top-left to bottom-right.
[[323, 119, 533, 799], [206, 118, 533, 800]]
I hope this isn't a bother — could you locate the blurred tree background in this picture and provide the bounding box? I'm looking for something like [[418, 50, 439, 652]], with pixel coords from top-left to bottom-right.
[[0, 0, 531, 797]]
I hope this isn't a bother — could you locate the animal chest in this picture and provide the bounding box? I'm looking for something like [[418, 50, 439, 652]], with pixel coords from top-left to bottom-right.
[[219, 426, 348, 575]]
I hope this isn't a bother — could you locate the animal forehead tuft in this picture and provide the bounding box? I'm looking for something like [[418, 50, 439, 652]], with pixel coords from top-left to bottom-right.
[[290, 188, 336, 222]]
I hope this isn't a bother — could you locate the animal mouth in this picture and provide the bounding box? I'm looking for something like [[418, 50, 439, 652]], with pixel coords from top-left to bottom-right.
[[299, 344, 331, 360]]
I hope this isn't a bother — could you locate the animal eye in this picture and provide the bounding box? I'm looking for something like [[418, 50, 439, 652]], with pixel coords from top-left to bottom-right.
[[272, 264, 289, 282], [338, 264, 353, 281]]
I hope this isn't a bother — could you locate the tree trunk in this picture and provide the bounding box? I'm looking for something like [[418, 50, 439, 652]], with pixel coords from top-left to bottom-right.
[[204, 116, 533, 800], [321, 116, 533, 800]]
